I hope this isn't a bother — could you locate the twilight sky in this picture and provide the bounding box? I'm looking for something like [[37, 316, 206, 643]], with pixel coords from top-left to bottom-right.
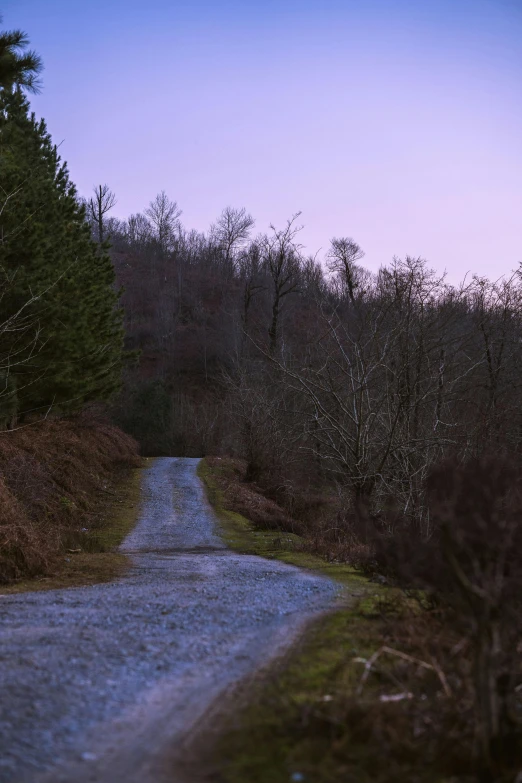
[[3, 0, 522, 282]]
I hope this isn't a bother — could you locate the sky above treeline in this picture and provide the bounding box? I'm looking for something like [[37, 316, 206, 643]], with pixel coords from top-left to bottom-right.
[[4, 0, 522, 283]]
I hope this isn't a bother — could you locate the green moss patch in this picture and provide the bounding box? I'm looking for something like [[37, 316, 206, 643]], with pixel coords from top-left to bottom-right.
[[214, 590, 457, 783], [216, 600, 386, 783]]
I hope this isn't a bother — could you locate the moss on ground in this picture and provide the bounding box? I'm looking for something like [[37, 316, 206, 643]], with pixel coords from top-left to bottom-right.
[[199, 458, 444, 783], [0, 459, 148, 594], [216, 601, 389, 783], [214, 596, 464, 783], [197, 458, 368, 591]]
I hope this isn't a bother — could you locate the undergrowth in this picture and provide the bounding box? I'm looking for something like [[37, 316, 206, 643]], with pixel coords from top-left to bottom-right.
[[198, 456, 367, 587], [216, 596, 478, 783], [0, 412, 141, 587], [199, 456, 522, 783]]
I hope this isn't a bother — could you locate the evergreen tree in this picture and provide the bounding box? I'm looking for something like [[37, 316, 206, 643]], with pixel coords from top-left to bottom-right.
[[0, 88, 125, 416], [0, 17, 43, 94]]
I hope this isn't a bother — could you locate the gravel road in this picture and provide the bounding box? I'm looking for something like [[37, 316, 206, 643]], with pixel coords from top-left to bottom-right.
[[0, 457, 341, 783]]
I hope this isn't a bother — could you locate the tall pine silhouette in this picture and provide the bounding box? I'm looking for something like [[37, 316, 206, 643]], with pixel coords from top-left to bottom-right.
[[0, 88, 124, 417]]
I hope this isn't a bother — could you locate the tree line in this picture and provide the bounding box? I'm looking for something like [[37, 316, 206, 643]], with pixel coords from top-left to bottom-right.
[[88, 187, 522, 520]]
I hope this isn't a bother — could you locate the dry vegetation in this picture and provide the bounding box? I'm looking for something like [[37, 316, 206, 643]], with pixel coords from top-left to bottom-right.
[[204, 457, 300, 534], [0, 411, 140, 586], [202, 456, 522, 783], [203, 456, 370, 565], [216, 597, 485, 783]]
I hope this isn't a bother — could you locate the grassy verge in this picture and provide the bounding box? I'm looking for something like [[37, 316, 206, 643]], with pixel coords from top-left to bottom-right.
[[216, 599, 419, 783], [197, 457, 368, 590], [213, 593, 483, 783], [198, 458, 466, 783], [0, 459, 147, 594]]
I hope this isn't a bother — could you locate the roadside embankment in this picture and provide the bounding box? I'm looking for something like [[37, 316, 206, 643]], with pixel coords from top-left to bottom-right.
[[198, 457, 490, 783], [0, 414, 141, 590], [197, 456, 368, 586]]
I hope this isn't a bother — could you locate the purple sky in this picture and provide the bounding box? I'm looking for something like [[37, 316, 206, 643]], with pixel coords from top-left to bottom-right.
[[4, 0, 522, 282]]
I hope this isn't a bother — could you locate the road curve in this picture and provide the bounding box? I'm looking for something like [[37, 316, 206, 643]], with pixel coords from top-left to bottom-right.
[[0, 458, 340, 783]]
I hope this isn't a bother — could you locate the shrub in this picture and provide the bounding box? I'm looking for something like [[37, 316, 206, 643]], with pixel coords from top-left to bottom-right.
[[364, 457, 522, 780]]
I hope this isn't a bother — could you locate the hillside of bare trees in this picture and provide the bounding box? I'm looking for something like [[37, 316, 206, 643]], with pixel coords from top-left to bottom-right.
[[95, 191, 522, 516]]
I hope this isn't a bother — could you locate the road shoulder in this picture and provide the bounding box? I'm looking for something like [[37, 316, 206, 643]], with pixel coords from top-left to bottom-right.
[[0, 459, 146, 595]]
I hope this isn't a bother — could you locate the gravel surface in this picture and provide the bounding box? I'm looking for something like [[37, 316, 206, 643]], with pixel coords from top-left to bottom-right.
[[0, 457, 341, 783]]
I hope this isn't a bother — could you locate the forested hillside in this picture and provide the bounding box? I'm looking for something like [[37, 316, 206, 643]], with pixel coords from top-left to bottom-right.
[[97, 191, 522, 515]]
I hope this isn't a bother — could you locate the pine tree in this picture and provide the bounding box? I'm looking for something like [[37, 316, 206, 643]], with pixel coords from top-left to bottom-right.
[[0, 88, 124, 416], [0, 17, 43, 94]]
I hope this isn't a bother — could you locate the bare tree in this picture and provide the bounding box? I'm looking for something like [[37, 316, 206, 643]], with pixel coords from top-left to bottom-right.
[[145, 191, 182, 254], [124, 212, 153, 248], [88, 184, 117, 245], [327, 237, 366, 303], [263, 257, 480, 521], [262, 214, 303, 353], [211, 206, 255, 267], [238, 242, 265, 333], [301, 254, 327, 298], [426, 458, 522, 778], [465, 273, 522, 450], [224, 359, 300, 482]]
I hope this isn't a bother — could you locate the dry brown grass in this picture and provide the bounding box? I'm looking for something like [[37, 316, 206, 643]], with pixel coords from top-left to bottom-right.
[[205, 457, 300, 533], [0, 411, 139, 584], [204, 457, 369, 564]]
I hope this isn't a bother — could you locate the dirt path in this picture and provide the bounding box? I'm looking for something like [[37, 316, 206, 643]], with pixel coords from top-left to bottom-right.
[[0, 458, 340, 783]]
